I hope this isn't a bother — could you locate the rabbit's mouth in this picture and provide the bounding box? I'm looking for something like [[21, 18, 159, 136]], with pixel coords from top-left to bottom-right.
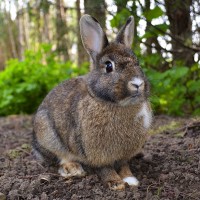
[[119, 93, 143, 106], [131, 93, 141, 98], [130, 91, 144, 100]]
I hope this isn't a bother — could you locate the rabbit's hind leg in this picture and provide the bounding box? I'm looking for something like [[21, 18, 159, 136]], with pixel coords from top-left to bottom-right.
[[118, 162, 139, 186], [34, 110, 86, 178], [58, 159, 86, 178], [96, 166, 125, 190], [33, 109, 69, 164]]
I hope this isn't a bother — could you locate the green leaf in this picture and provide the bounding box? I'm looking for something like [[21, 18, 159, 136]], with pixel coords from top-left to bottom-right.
[[110, 9, 131, 28], [144, 6, 163, 21], [172, 67, 189, 79], [154, 23, 168, 34], [187, 80, 200, 92], [141, 31, 155, 39]]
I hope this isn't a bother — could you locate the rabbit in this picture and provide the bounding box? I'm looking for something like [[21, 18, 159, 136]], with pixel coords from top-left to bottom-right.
[[32, 14, 153, 190]]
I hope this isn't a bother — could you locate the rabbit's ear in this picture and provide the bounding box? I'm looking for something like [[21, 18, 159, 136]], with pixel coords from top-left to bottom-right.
[[80, 15, 109, 61], [116, 16, 134, 48]]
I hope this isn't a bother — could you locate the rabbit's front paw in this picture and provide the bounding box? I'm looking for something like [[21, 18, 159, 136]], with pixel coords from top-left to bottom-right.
[[59, 161, 86, 178], [107, 180, 126, 191]]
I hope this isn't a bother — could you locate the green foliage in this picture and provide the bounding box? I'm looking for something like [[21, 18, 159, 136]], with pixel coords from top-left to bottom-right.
[[110, 9, 131, 28], [0, 44, 88, 116], [141, 23, 169, 39], [143, 61, 200, 116], [143, 6, 163, 21]]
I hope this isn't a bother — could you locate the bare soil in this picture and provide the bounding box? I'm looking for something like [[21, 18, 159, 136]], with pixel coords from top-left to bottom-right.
[[0, 115, 200, 200]]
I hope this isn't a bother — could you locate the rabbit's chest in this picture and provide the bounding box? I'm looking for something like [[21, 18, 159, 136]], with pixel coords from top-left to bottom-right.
[[78, 98, 152, 166]]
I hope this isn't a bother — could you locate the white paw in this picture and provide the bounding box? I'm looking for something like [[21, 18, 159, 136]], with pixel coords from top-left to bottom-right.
[[58, 167, 69, 178], [123, 176, 139, 186]]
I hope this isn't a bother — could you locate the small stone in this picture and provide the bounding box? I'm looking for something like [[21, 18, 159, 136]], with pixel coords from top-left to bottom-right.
[[71, 194, 79, 200], [118, 191, 125, 198], [134, 192, 141, 198], [8, 190, 19, 200], [143, 154, 153, 162], [159, 174, 168, 181], [77, 182, 84, 189], [41, 192, 48, 200], [174, 187, 180, 198], [39, 174, 51, 183], [151, 195, 159, 200], [0, 192, 6, 200], [85, 185, 92, 190]]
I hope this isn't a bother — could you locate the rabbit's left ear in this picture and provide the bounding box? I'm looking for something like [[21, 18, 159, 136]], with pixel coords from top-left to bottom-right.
[[116, 16, 134, 48]]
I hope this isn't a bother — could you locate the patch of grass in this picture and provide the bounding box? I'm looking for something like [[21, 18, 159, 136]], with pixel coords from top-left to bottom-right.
[[6, 143, 31, 159], [150, 121, 182, 135], [7, 149, 21, 159]]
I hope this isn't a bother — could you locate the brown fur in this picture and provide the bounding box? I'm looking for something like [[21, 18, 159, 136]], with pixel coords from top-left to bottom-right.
[[32, 15, 153, 190]]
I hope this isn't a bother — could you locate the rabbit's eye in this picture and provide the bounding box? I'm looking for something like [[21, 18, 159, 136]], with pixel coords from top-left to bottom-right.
[[105, 61, 113, 73]]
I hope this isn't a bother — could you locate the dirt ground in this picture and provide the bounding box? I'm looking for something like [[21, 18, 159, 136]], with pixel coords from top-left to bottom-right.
[[0, 115, 200, 200]]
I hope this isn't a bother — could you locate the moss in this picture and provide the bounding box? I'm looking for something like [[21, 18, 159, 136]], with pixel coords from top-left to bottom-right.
[[6, 143, 31, 159], [150, 120, 182, 135]]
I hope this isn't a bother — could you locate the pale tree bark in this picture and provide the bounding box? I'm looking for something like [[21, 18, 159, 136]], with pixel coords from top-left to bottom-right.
[[56, 0, 69, 61], [22, 12, 30, 49], [6, 0, 18, 58], [0, 42, 6, 70], [6, 16, 18, 58], [43, 12, 50, 43], [41, 0, 50, 43], [76, 0, 88, 67], [16, 1, 24, 60], [36, 5, 42, 43]]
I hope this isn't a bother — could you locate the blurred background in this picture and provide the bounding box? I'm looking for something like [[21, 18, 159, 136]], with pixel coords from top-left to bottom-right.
[[0, 0, 199, 116]]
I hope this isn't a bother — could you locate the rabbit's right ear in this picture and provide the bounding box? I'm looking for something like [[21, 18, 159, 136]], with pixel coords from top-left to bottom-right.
[[80, 15, 109, 62]]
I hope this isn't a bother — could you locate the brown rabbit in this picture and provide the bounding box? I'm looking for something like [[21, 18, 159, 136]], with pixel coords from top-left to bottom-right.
[[32, 14, 152, 190]]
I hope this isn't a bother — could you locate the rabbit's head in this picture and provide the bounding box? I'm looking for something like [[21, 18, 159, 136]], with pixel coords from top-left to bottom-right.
[[80, 15, 150, 106]]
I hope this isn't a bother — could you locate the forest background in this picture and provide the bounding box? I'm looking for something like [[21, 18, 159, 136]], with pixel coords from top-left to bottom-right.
[[0, 0, 199, 116]]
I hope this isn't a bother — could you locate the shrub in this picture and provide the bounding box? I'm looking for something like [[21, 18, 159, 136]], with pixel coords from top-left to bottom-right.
[[0, 44, 88, 116], [144, 63, 200, 116]]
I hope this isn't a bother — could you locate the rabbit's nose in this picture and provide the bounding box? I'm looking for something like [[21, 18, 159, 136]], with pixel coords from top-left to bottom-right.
[[128, 78, 144, 92]]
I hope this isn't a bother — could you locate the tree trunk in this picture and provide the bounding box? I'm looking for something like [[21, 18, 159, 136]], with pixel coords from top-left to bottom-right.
[[43, 12, 50, 43], [16, 0, 25, 60], [6, 1, 18, 59], [144, 0, 152, 55], [76, 0, 88, 67], [17, 11, 24, 60], [84, 0, 106, 30], [6, 15, 18, 58], [56, 0, 69, 61], [22, 11, 29, 49], [165, 0, 194, 66], [144, 0, 162, 56], [41, 0, 50, 43]]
